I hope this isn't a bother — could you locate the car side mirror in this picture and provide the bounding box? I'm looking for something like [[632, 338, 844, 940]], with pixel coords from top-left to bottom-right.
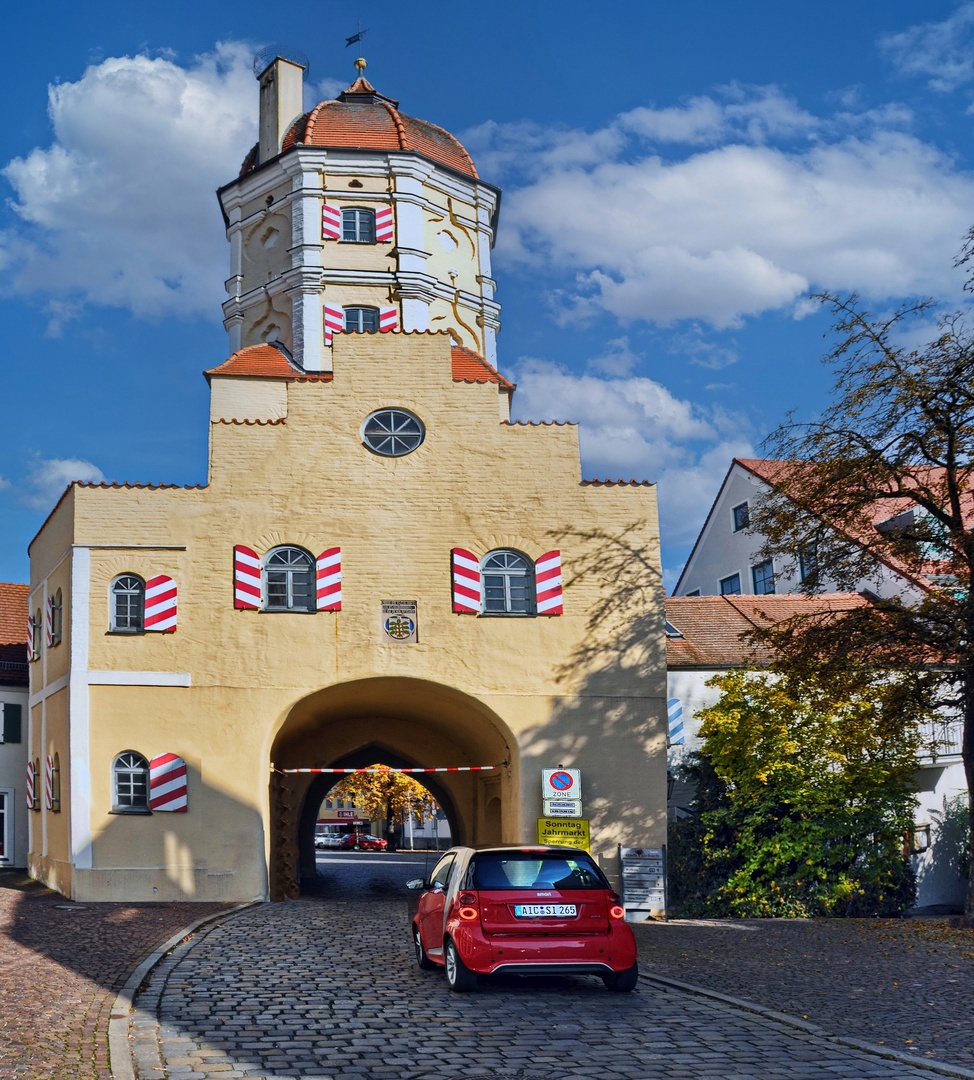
[[406, 878, 425, 890]]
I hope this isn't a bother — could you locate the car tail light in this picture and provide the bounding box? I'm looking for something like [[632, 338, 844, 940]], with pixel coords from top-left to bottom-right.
[[608, 891, 625, 919], [458, 891, 479, 920]]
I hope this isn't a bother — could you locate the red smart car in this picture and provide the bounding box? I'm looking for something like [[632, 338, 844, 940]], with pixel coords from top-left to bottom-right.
[[407, 845, 638, 992]]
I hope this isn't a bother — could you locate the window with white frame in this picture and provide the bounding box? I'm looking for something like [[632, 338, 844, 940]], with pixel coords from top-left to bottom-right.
[[481, 550, 535, 614], [341, 208, 375, 243], [111, 575, 145, 632], [720, 573, 741, 595], [264, 547, 316, 612], [112, 751, 150, 812], [732, 502, 749, 532], [752, 560, 775, 595], [344, 306, 380, 333]]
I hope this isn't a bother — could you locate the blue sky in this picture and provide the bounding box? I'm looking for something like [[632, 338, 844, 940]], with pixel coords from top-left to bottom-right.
[[3, 0, 974, 589]]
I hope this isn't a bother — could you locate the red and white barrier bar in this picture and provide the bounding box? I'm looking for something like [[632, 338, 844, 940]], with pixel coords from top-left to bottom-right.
[[276, 765, 502, 774]]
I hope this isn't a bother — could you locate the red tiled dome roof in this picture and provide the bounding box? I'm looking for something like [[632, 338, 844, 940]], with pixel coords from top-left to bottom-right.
[[240, 77, 477, 179]]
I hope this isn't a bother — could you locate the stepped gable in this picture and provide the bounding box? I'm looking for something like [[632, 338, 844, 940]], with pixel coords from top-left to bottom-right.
[[241, 76, 477, 179]]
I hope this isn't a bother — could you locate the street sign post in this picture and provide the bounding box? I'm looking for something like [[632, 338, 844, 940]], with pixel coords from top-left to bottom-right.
[[542, 769, 581, 800], [618, 845, 666, 921], [542, 798, 583, 817]]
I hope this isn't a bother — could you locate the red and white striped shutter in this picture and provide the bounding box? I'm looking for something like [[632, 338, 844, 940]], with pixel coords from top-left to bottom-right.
[[149, 753, 188, 812], [535, 550, 564, 615], [144, 575, 177, 632], [45, 756, 54, 810], [324, 304, 344, 346], [378, 306, 399, 333], [45, 597, 53, 647], [321, 203, 341, 240], [234, 545, 261, 610], [375, 206, 394, 243], [25, 760, 34, 809], [316, 548, 342, 611], [452, 548, 482, 613], [26, 614, 34, 662]]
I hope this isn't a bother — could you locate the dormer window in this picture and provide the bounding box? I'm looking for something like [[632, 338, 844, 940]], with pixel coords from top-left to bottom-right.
[[345, 307, 380, 333], [342, 208, 375, 244]]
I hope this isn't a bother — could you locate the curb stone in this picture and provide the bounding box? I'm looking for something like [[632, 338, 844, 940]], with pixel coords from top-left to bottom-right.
[[108, 901, 262, 1080], [637, 968, 974, 1080]]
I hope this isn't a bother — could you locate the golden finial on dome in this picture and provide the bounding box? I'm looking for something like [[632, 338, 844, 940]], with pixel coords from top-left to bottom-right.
[[354, 56, 367, 74]]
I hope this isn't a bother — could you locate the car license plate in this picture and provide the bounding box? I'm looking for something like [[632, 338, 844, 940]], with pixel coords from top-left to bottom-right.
[[513, 904, 577, 917]]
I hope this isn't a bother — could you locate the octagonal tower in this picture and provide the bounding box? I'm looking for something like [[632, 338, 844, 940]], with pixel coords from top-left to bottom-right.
[[217, 54, 502, 373]]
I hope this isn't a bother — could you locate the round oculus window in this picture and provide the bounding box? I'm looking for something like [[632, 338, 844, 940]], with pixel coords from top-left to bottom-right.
[[362, 408, 425, 457]]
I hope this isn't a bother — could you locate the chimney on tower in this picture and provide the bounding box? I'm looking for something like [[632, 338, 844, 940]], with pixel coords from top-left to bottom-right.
[[256, 51, 307, 165]]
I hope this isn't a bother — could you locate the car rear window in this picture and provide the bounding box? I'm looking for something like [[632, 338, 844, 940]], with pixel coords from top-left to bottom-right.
[[471, 851, 608, 890]]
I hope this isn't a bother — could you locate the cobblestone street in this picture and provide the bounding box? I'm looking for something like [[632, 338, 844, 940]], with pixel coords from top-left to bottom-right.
[[120, 854, 973, 1080], [634, 916, 974, 1068], [0, 869, 230, 1080]]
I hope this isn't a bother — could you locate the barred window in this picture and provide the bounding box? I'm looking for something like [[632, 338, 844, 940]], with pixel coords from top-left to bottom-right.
[[112, 751, 150, 812], [111, 576, 145, 632], [481, 550, 535, 615], [264, 547, 316, 612]]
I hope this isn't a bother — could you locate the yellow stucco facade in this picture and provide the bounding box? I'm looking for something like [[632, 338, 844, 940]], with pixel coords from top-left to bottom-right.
[[26, 62, 667, 903]]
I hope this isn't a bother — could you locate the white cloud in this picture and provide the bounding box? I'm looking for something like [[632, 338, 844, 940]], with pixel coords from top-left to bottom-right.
[[0, 476, 10, 492], [588, 336, 641, 376], [511, 358, 753, 549], [0, 44, 259, 323], [23, 457, 105, 510], [879, 3, 974, 92], [485, 123, 974, 329]]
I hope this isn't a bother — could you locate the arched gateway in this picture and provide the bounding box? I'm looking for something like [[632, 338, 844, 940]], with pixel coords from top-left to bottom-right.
[[26, 56, 668, 904], [270, 677, 517, 899]]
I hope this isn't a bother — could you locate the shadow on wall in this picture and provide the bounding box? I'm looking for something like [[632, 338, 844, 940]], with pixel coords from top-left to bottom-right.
[[521, 523, 667, 865], [913, 792, 969, 914], [34, 761, 267, 904]]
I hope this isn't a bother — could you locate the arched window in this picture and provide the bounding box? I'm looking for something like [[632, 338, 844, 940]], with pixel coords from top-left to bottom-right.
[[344, 306, 380, 333], [341, 208, 375, 243], [50, 753, 61, 813], [112, 751, 150, 812], [51, 589, 63, 646], [264, 547, 316, 612], [111, 575, 145, 632], [481, 550, 535, 615]]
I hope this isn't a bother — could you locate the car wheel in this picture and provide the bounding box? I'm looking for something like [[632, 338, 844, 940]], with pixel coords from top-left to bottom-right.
[[602, 962, 639, 992], [444, 938, 477, 992], [413, 926, 436, 971]]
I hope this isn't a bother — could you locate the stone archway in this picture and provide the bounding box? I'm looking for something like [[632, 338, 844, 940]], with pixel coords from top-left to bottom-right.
[[268, 677, 518, 900]]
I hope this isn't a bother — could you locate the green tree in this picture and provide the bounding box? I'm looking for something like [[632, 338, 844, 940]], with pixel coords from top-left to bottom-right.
[[669, 668, 921, 918], [748, 292, 974, 920], [329, 766, 438, 835]]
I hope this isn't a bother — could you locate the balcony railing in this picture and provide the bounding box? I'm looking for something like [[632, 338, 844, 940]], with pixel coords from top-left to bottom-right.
[[918, 718, 963, 761]]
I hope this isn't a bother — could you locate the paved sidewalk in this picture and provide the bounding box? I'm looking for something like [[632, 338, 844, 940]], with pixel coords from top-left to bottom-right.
[[634, 916, 974, 1070], [0, 869, 230, 1080], [129, 898, 970, 1080]]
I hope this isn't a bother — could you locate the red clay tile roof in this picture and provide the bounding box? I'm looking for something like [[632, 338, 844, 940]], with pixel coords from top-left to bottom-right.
[[665, 592, 872, 667], [581, 479, 654, 487], [450, 346, 513, 390], [0, 583, 29, 646], [205, 342, 514, 389], [243, 77, 478, 180]]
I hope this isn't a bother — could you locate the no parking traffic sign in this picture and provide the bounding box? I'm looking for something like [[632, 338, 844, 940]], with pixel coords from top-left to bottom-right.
[[542, 768, 581, 800]]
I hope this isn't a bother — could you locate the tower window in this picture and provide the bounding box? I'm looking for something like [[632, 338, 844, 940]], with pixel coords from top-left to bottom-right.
[[342, 208, 375, 244], [264, 547, 316, 612], [481, 550, 535, 615], [111, 575, 145, 632], [112, 751, 150, 813], [344, 306, 380, 333], [362, 408, 425, 457]]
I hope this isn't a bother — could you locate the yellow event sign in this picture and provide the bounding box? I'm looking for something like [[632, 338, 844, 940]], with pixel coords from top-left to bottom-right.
[[537, 817, 591, 852]]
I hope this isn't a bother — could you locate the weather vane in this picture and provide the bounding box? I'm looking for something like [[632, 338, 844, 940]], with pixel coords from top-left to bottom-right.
[[345, 23, 369, 48]]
